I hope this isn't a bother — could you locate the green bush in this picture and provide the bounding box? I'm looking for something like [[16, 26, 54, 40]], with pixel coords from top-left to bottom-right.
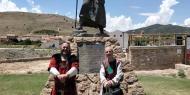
[[1, 38, 19, 45], [33, 29, 59, 35], [1, 39, 42, 47], [178, 69, 186, 78], [15, 39, 41, 46]]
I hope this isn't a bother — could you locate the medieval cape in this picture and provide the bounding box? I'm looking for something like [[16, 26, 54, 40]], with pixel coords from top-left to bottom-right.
[[79, 0, 106, 28], [48, 53, 79, 95]]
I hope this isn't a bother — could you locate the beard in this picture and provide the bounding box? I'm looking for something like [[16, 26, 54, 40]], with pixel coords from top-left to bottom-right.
[[106, 55, 114, 62], [61, 49, 71, 56]]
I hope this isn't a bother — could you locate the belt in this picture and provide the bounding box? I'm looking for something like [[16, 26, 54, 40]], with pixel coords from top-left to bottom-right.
[[57, 90, 64, 95]]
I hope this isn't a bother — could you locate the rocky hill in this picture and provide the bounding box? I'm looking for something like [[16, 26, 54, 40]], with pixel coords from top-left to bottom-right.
[[126, 24, 190, 34], [0, 12, 96, 36]]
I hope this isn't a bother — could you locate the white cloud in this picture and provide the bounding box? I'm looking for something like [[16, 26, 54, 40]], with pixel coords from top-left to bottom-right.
[[65, 12, 75, 19], [105, 14, 133, 32], [106, 0, 179, 32], [0, 0, 42, 13], [172, 22, 177, 25], [27, 0, 42, 13], [184, 18, 190, 27], [142, 0, 178, 26], [54, 11, 59, 14], [129, 6, 141, 9], [0, 0, 28, 12]]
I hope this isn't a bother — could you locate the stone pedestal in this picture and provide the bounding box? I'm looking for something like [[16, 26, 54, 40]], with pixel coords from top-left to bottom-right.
[[72, 29, 109, 37], [40, 37, 144, 95], [78, 42, 105, 73], [72, 29, 87, 37]]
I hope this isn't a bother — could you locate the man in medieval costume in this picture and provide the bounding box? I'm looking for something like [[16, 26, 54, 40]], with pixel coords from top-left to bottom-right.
[[78, 0, 106, 34], [100, 47, 124, 95], [48, 42, 79, 95]]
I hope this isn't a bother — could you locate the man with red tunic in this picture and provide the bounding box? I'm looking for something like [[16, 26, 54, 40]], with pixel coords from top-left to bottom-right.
[[48, 42, 79, 95]]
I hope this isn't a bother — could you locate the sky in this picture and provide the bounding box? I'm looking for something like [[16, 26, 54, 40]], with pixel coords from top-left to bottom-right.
[[0, 0, 190, 32]]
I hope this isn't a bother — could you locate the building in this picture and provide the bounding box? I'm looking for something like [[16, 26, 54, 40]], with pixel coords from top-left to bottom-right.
[[109, 30, 129, 49]]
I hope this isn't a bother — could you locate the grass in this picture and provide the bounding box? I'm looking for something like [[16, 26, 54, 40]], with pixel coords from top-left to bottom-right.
[[138, 75, 190, 95], [0, 73, 49, 95], [2, 73, 190, 95]]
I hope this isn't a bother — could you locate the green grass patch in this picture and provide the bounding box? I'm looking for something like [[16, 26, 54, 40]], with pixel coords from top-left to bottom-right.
[[33, 29, 59, 35], [138, 75, 190, 95], [0, 73, 49, 95]]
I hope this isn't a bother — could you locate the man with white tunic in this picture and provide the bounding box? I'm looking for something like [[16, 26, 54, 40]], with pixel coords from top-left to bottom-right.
[[100, 47, 123, 95]]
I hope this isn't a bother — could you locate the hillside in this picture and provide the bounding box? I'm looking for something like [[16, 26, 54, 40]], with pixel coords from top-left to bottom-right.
[[0, 12, 96, 36], [126, 24, 190, 34]]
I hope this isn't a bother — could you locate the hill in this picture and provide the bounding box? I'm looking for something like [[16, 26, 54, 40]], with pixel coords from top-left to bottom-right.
[[126, 24, 190, 34], [0, 12, 96, 36]]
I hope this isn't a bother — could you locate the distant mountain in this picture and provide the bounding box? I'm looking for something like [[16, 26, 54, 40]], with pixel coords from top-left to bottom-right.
[[0, 12, 97, 36], [126, 24, 190, 34]]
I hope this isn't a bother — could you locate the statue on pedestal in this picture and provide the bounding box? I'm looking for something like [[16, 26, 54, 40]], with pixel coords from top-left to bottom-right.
[[73, 0, 108, 37]]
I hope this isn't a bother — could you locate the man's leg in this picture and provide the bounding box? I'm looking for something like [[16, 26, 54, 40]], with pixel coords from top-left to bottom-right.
[[76, 21, 83, 30], [99, 26, 104, 34]]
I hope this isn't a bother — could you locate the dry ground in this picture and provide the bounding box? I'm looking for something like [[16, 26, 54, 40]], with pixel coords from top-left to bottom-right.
[[135, 69, 178, 76], [0, 59, 178, 76], [0, 60, 49, 74]]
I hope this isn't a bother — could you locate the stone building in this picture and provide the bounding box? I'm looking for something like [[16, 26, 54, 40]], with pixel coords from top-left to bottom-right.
[[109, 31, 129, 50]]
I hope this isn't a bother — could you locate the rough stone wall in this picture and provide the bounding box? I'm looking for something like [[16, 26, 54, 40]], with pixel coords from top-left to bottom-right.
[[40, 37, 144, 95], [130, 46, 185, 70], [0, 48, 59, 60], [0, 57, 49, 63]]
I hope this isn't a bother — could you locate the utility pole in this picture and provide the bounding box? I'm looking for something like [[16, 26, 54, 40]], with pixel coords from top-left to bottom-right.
[[75, 0, 79, 29]]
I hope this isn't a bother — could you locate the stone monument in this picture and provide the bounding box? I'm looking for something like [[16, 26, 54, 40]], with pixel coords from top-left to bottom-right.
[[77, 42, 105, 73]]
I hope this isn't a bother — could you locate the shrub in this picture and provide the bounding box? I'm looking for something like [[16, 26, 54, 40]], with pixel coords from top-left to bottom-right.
[[178, 69, 186, 78], [18, 39, 41, 46], [33, 29, 59, 35]]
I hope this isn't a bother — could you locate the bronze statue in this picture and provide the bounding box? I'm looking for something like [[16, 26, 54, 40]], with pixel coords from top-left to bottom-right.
[[78, 0, 106, 34]]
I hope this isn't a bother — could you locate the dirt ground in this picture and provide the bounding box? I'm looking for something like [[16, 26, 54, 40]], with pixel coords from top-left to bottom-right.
[[0, 60, 49, 74], [0, 59, 178, 76], [135, 69, 178, 76]]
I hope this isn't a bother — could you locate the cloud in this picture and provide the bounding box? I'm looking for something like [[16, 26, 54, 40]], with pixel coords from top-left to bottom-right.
[[172, 22, 177, 25], [142, 0, 178, 26], [65, 12, 75, 19], [105, 14, 133, 32], [54, 11, 59, 14], [140, 13, 158, 16], [184, 18, 190, 27], [27, 0, 42, 13], [129, 6, 141, 9], [106, 0, 179, 32], [0, 0, 28, 12], [0, 0, 42, 13]]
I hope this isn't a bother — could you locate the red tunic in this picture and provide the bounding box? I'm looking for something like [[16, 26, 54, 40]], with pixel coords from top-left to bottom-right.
[[48, 54, 79, 95]]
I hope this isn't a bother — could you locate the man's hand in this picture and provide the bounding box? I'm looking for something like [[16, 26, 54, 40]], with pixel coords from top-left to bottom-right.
[[103, 80, 114, 88], [57, 74, 68, 80], [107, 80, 114, 87]]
